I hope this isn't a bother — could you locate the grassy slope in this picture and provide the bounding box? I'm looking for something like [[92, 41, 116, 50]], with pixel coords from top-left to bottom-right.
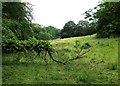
[[2, 34, 118, 84]]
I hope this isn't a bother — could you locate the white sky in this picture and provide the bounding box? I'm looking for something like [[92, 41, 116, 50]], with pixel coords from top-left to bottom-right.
[[23, 0, 100, 29]]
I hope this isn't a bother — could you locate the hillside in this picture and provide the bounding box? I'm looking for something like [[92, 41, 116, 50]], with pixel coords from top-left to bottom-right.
[[2, 34, 118, 84]]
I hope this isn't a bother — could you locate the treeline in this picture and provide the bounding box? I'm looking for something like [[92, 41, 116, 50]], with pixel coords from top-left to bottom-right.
[[61, 20, 96, 38]]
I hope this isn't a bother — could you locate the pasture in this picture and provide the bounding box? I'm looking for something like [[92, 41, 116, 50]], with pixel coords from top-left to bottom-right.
[[2, 34, 118, 84]]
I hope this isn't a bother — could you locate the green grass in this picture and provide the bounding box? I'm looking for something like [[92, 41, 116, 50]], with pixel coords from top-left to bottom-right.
[[2, 34, 119, 84]]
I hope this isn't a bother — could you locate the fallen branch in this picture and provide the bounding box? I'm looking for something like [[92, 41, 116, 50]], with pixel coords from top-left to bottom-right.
[[48, 51, 66, 65]]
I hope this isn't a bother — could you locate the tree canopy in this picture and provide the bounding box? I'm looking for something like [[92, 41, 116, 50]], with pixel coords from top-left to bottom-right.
[[84, 1, 120, 38], [61, 20, 96, 38], [2, 2, 34, 40]]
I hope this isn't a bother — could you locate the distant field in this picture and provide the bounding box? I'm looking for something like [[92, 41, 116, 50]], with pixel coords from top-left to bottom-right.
[[2, 34, 118, 84]]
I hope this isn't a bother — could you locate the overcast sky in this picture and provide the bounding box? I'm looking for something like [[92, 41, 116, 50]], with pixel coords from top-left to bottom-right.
[[23, 0, 100, 29]]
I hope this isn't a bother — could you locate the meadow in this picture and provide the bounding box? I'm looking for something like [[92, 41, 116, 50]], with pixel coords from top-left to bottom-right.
[[2, 34, 118, 84]]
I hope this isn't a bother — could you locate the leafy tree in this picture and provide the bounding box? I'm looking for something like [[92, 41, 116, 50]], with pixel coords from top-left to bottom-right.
[[84, 1, 120, 38], [74, 20, 89, 36], [61, 21, 76, 38], [2, 2, 34, 40], [38, 32, 52, 40], [31, 24, 60, 40], [61, 20, 96, 38], [45, 26, 61, 39], [2, 2, 33, 23], [77, 20, 89, 28], [96, 2, 120, 37]]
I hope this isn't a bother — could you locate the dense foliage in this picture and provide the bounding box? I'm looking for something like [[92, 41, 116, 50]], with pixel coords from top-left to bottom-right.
[[2, 2, 33, 22], [2, 2, 33, 40], [61, 21, 76, 38], [32, 24, 60, 40], [2, 39, 53, 54], [2, 19, 33, 40], [61, 20, 96, 38], [84, 1, 120, 38]]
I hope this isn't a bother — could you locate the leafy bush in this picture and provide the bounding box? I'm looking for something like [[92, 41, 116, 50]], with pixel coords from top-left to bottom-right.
[[2, 39, 54, 56], [2, 27, 17, 41]]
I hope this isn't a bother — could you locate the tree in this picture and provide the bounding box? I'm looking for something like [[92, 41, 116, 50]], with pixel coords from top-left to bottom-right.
[[45, 26, 61, 39], [2, 2, 33, 23], [2, 2, 34, 40], [74, 20, 89, 36], [31, 24, 60, 40], [84, 1, 120, 38], [96, 2, 120, 37], [61, 21, 76, 38], [61, 20, 96, 38]]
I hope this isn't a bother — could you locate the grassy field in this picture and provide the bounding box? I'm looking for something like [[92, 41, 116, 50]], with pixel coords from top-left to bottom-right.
[[2, 34, 119, 84]]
